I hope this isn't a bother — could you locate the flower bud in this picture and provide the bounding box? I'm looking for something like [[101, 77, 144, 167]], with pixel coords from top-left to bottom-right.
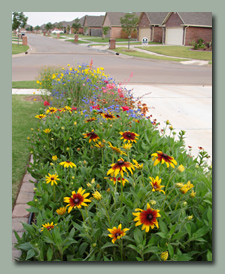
[[177, 165, 185, 173]]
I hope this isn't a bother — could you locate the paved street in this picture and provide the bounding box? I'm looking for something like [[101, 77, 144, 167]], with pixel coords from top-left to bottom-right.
[[12, 34, 212, 85]]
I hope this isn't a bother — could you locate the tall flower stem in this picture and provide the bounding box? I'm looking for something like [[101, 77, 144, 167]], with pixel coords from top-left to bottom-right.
[[53, 185, 56, 202], [164, 171, 176, 194], [164, 193, 180, 211], [100, 200, 111, 227]]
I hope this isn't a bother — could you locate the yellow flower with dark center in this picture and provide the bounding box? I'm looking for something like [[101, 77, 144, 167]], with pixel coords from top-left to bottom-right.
[[93, 190, 102, 200], [161, 251, 169, 261], [46, 107, 58, 114], [151, 151, 177, 168], [52, 155, 58, 161], [108, 142, 127, 156], [149, 176, 165, 194], [132, 159, 143, 170], [64, 188, 91, 213], [41, 222, 57, 232], [59, 161, 76, 168], [95, 141, 105, 148], [85, 117, 97, 123], [56, 207, 67, 216], [45, 173, 60, 186], [83, 130, 100, 143], [107, 158, 135, 178], [43, 128, 51, 134], [132, 203, 161, 232], [180, 181, 194, 194], [35, 114, 46, 119], [119, 131, 139, 143], [101, 112, 116, 120], [108, 224, 129, 244]]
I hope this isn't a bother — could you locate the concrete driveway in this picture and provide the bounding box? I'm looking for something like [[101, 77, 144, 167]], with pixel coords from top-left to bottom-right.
[[126, 84, 212, 164]]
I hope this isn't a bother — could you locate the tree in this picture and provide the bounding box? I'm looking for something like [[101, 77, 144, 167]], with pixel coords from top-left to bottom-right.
[[66, 25, 71, 34], [57, 22, 63, 30], [12, 12, 28, 45], [72, 18, 81, 34], [34, 25, 41, 31], [120, 13, 139, 49], [102, 26, 110, 39], [45, 22, 53, 34]]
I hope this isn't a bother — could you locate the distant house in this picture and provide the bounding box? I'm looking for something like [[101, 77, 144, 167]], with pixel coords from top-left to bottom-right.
[[83, 15, 105, 36], [70, 16, 86, 34], [162, 12, 212, 45], [137, 12, 168, 42], [102, 12, 141, 39]]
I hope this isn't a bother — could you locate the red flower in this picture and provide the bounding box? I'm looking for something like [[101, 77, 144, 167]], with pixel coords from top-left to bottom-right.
[[122, 106, 129, 111], [71, 106, 77, 111], [91, 105, 100, 110], [44, 101, 50, 106]]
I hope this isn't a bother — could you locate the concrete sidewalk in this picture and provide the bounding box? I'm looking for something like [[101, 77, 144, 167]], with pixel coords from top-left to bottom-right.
[[12, 85, 212, 164]]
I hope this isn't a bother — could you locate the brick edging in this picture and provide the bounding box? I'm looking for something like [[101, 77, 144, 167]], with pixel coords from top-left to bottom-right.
[[12, 154, 37, 261]]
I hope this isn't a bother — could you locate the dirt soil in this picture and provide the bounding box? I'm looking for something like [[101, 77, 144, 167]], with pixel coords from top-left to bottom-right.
[[24, 96, 44, 102]]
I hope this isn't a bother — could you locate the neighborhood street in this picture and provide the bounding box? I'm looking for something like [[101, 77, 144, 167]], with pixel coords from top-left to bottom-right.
[[12, 33, 212, 85]]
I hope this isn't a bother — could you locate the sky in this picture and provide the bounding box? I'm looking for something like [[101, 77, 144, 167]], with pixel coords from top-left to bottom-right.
[[23, 12, 106, 27]]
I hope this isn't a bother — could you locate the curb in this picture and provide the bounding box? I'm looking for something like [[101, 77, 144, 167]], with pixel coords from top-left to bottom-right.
[[12, 155, 37, 261]]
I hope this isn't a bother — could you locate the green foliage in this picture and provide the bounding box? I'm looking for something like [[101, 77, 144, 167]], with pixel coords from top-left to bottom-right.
[[72, 18, 81, 34], [12, 12, 28, 31]]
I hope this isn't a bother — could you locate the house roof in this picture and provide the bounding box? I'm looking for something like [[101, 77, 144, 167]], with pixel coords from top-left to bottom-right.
[[103, 12, 141, 26], [162, 12, 212, 27], [84, 15, 105, 27], [145, 12, 169, 25]]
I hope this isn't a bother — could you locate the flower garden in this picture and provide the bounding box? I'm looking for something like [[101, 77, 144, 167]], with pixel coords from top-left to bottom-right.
[[13, 61, 212, 261]]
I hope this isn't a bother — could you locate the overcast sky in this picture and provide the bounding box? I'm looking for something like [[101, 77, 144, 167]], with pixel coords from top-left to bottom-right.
[[23, 12, 106, 27]]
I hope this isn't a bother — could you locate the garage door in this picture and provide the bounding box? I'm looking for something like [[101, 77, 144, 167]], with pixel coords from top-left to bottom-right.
[[139, 28, 151, 42], [166, 27, 183, 45]]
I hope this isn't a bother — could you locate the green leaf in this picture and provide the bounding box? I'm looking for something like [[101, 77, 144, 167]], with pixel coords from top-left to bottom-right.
[[207, 250, 212, 261], [171, 231, 187, 241], [177, 254, 193, 261], [26, 207, 40, 213], [156, 232, 167, 239], [168, 243, 174, 257], [127, 244, 139, 253], [42, 236, 55, 245], [26, 249, 36, 260], [159, 219, 168, 234], [133, 228, 143, 244], [136, 257, 143, 261], [194, 227, 209, 238], [101, 242, 119, 249], [168, 223, 177, 236], [47, 247, 53, 261], [143, 246, 158, 255], [111, 206, 125, 224], [79, 242, 89, 256], [207, 207, 212, 227], [18, 242, 32, 251]]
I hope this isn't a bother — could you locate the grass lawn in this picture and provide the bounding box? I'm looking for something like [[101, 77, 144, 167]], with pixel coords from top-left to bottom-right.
[[12, 43, 29, 55], [12, 95, 43, 207], [65, 39, 90, 44], [12, 81, 38, 89], [137, 45, 212, 61], [112, 47, 187, 62]]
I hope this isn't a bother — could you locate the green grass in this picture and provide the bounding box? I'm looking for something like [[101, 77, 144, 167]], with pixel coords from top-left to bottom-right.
[[12, 81, 38, 89], [65, 39, 90, 44], [81, 37, 133, 43], [12, 43, 29, 55], [12, 95, 43, 207], [112, 47, 187, 62], [137, 45, 212, 61]]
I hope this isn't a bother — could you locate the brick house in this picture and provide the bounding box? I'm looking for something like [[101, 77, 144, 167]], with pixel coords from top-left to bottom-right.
[[162, 12, 212, 45], [137, 12, 168, 42], [69, 16, 86, 34], [82, 15, 105, 36], [102, 12, 141, 39]]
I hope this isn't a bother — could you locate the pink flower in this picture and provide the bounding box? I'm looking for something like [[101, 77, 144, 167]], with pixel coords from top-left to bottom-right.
[[104, 80, 109, 84], [106, 84, 115, 90], [44, 101, 50, 106], [91, 105, 100, 110], [122, 106, 129, 111]]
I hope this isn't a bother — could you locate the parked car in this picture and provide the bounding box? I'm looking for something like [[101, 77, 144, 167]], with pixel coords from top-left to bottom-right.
[[52, 30, 63, 34]]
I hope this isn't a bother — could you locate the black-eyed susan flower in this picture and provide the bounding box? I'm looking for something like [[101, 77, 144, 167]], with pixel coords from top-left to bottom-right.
[[64, 188, 91, 213], [119, 131, 139, 143], [149, 176, 165, 194], [41, 222, 57, 232], [132, 159, 143, 170], [56, 207, 67, 216], [107, 158, 135, 178], [132, 203, 161, 232], [35, 114, 46, 119], [161, 251, 169, 261], [43, 128, 51, 134], [83, 130, 100, 143], [95, 141, 105, 148], [85, 117, 97, 123], [59, 160, 76, 168], [106, 177, 129, 187], [108, 224, 129, 244], [92, 190, 102, 200], [108, 142, 127, 156], [122, 143, 132, 151], [151, 151, 177, 168], [45, 173, 60, 186], [179, 181, 194, 194], [101, 112, 116, 120], [46, 107, 58, 114]]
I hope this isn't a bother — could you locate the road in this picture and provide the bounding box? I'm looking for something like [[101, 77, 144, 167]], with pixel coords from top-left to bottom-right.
[[12, 33, 212, 85]]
